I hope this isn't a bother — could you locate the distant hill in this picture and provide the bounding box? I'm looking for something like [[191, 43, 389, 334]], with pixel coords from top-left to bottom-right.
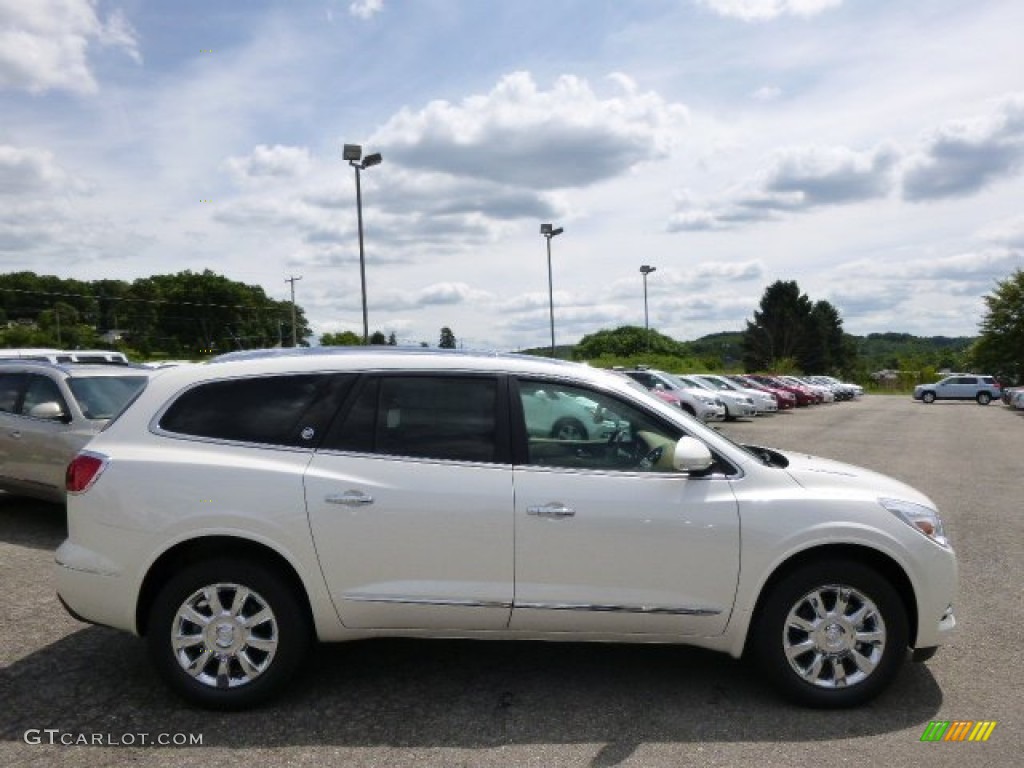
[[520, 331, 976, 373]]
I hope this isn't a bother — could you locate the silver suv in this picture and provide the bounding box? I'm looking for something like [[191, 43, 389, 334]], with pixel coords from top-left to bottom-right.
[[913, 375, 1002, 405], [0, 361, 149, 502]]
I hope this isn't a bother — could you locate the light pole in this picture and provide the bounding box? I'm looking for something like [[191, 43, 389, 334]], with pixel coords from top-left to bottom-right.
[[640, 265, 656, 333], [344, 143, 383, 344], [540, 223, 564, 357], [285, 275, 302, 347]]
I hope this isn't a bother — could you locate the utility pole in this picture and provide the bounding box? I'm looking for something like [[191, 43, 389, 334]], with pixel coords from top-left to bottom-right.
[[285, 275, 302, 347]]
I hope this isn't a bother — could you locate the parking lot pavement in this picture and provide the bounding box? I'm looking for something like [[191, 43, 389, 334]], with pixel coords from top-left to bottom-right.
[[1, 395, 1021, 767]]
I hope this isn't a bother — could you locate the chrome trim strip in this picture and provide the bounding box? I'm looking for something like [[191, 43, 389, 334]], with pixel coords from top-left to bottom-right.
[[344, 594, 513, 610], [514, 602, 722, 616]]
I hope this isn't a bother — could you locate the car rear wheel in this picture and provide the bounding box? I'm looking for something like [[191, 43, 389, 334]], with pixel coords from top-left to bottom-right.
[[550, 417, 587, 440], [147, 558, 310, 710], [921, 391, 936, 404], [752, 560, 908, 708], [976, 392, 991, 405]]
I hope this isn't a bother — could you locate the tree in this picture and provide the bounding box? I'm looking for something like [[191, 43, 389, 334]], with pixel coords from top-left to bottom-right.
[[321, 331, 362, 346], [742, 281, 813, 371], [802, 300, 848, 373], [573, 325, 688, 359], [369, 330, 387, 345], [970, 268, 1024, 383], [387, 331, 397, 346], [439, 326, 456, 349]]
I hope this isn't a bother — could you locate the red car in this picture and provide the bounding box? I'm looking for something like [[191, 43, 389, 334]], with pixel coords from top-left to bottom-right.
[[747, 374, 815, 406], [728, 374, 796, 410]]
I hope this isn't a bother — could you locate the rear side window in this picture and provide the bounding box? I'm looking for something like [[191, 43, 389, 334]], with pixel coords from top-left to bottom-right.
[[324, 375, 499, 463], [159, 374, 353, 447]]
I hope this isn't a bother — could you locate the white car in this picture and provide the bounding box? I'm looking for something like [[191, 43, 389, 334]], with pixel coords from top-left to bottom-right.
[[56, 350, 957, 710], [621, 368, 727, 422], [692, 374, 778, 415], [675, 374, 756, 420]]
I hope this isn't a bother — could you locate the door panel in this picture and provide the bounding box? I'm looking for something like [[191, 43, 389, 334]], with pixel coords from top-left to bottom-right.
[[508, 377, 740, 637], [305, 454, 513, 629], [510, 467, 739, 635]]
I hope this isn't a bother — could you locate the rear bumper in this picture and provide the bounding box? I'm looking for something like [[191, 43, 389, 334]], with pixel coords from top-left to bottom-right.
[[55, 540, 138, 634]]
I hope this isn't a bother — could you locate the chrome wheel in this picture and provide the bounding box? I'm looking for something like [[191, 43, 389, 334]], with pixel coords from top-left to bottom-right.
[[170, 582, 279, 689], [782, 585, 885, 689]]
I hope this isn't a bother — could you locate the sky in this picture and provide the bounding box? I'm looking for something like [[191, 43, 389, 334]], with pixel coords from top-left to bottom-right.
[[2, 0, 1024, 350]]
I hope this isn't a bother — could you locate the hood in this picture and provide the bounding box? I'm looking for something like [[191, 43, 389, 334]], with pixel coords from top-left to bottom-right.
[[779, 450, 936, 509]]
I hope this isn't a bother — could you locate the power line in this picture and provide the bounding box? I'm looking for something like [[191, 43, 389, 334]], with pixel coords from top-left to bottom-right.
[[0, 286, 293, 313]]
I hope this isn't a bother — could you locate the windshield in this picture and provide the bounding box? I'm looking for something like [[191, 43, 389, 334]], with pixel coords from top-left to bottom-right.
[[67, 376, 148, 420]]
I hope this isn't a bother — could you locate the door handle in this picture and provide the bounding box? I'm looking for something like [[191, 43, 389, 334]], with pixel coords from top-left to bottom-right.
[[325, 491, 374, 507], [527, 503, 576, 518]]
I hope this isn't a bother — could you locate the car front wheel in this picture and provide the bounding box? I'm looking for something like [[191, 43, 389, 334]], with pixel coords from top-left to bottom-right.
[[752, 560, 908, 708], [921, 391, 936, 404], [147, 558, 310, 710]]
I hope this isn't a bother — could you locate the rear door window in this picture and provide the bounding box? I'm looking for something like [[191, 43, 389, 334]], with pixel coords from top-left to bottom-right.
[[322, 375, 503, 463]]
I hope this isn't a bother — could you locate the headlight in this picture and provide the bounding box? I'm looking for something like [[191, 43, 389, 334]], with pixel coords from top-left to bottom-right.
[[696, 395, 715, 404], [879, 497, 949, 548]]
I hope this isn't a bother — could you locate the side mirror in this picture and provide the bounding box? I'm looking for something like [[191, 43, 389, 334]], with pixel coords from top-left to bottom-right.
[[28, 401, 67, 421], [671, 436, 714, 473]]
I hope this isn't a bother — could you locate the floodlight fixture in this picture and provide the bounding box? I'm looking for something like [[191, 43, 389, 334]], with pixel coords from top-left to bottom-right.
[[343, 144, 362, 162], [361, 152, 382, 168]]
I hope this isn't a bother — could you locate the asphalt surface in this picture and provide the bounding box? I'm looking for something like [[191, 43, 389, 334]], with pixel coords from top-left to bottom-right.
[[1, 395, 1021, 767]]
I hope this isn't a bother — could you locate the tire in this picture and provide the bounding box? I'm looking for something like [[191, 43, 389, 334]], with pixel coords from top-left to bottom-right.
[[752, 560, 908, 708], [921, 391, 936, 404], [977, 392, 991, 405], [681, 404, 697, 417], [147, 558, 310, 710], [550, 417, 587, 440]]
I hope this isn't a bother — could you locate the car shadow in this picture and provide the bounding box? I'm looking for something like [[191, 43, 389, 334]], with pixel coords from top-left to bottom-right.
[[0, 628, 944, 762], [0, 494, 65, 550]]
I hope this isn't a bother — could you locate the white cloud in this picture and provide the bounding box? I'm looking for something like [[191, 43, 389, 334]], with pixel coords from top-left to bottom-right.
[[225, 144, 312, 182], [349, 0, 383, 20], [0, 0, 140, 94], [372, 71, 688, 189], [752, 85, 781, 101], [0, 144, 89, 196], [668, 144, 899, 230], [696, 0, 842, 22], [902, 94, 1024, 201], [979, 215, 1024, 249]]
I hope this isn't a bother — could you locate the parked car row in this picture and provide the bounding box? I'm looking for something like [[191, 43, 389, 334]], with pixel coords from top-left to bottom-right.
[[617, 367, 862, 422]]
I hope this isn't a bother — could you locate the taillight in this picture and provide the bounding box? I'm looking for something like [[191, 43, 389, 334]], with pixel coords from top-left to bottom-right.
[[66, 451, 108, 494]]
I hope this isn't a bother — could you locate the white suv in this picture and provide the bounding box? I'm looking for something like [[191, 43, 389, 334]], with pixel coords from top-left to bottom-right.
[[56, 350, 957, 710]]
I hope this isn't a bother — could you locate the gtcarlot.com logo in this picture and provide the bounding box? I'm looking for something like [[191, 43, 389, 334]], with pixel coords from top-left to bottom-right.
[[23, 729, 203, 747], [920, 721, 997, 742]]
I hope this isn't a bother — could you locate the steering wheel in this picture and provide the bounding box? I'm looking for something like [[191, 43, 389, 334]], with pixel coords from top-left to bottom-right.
[[637, 445, 664, 469]]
